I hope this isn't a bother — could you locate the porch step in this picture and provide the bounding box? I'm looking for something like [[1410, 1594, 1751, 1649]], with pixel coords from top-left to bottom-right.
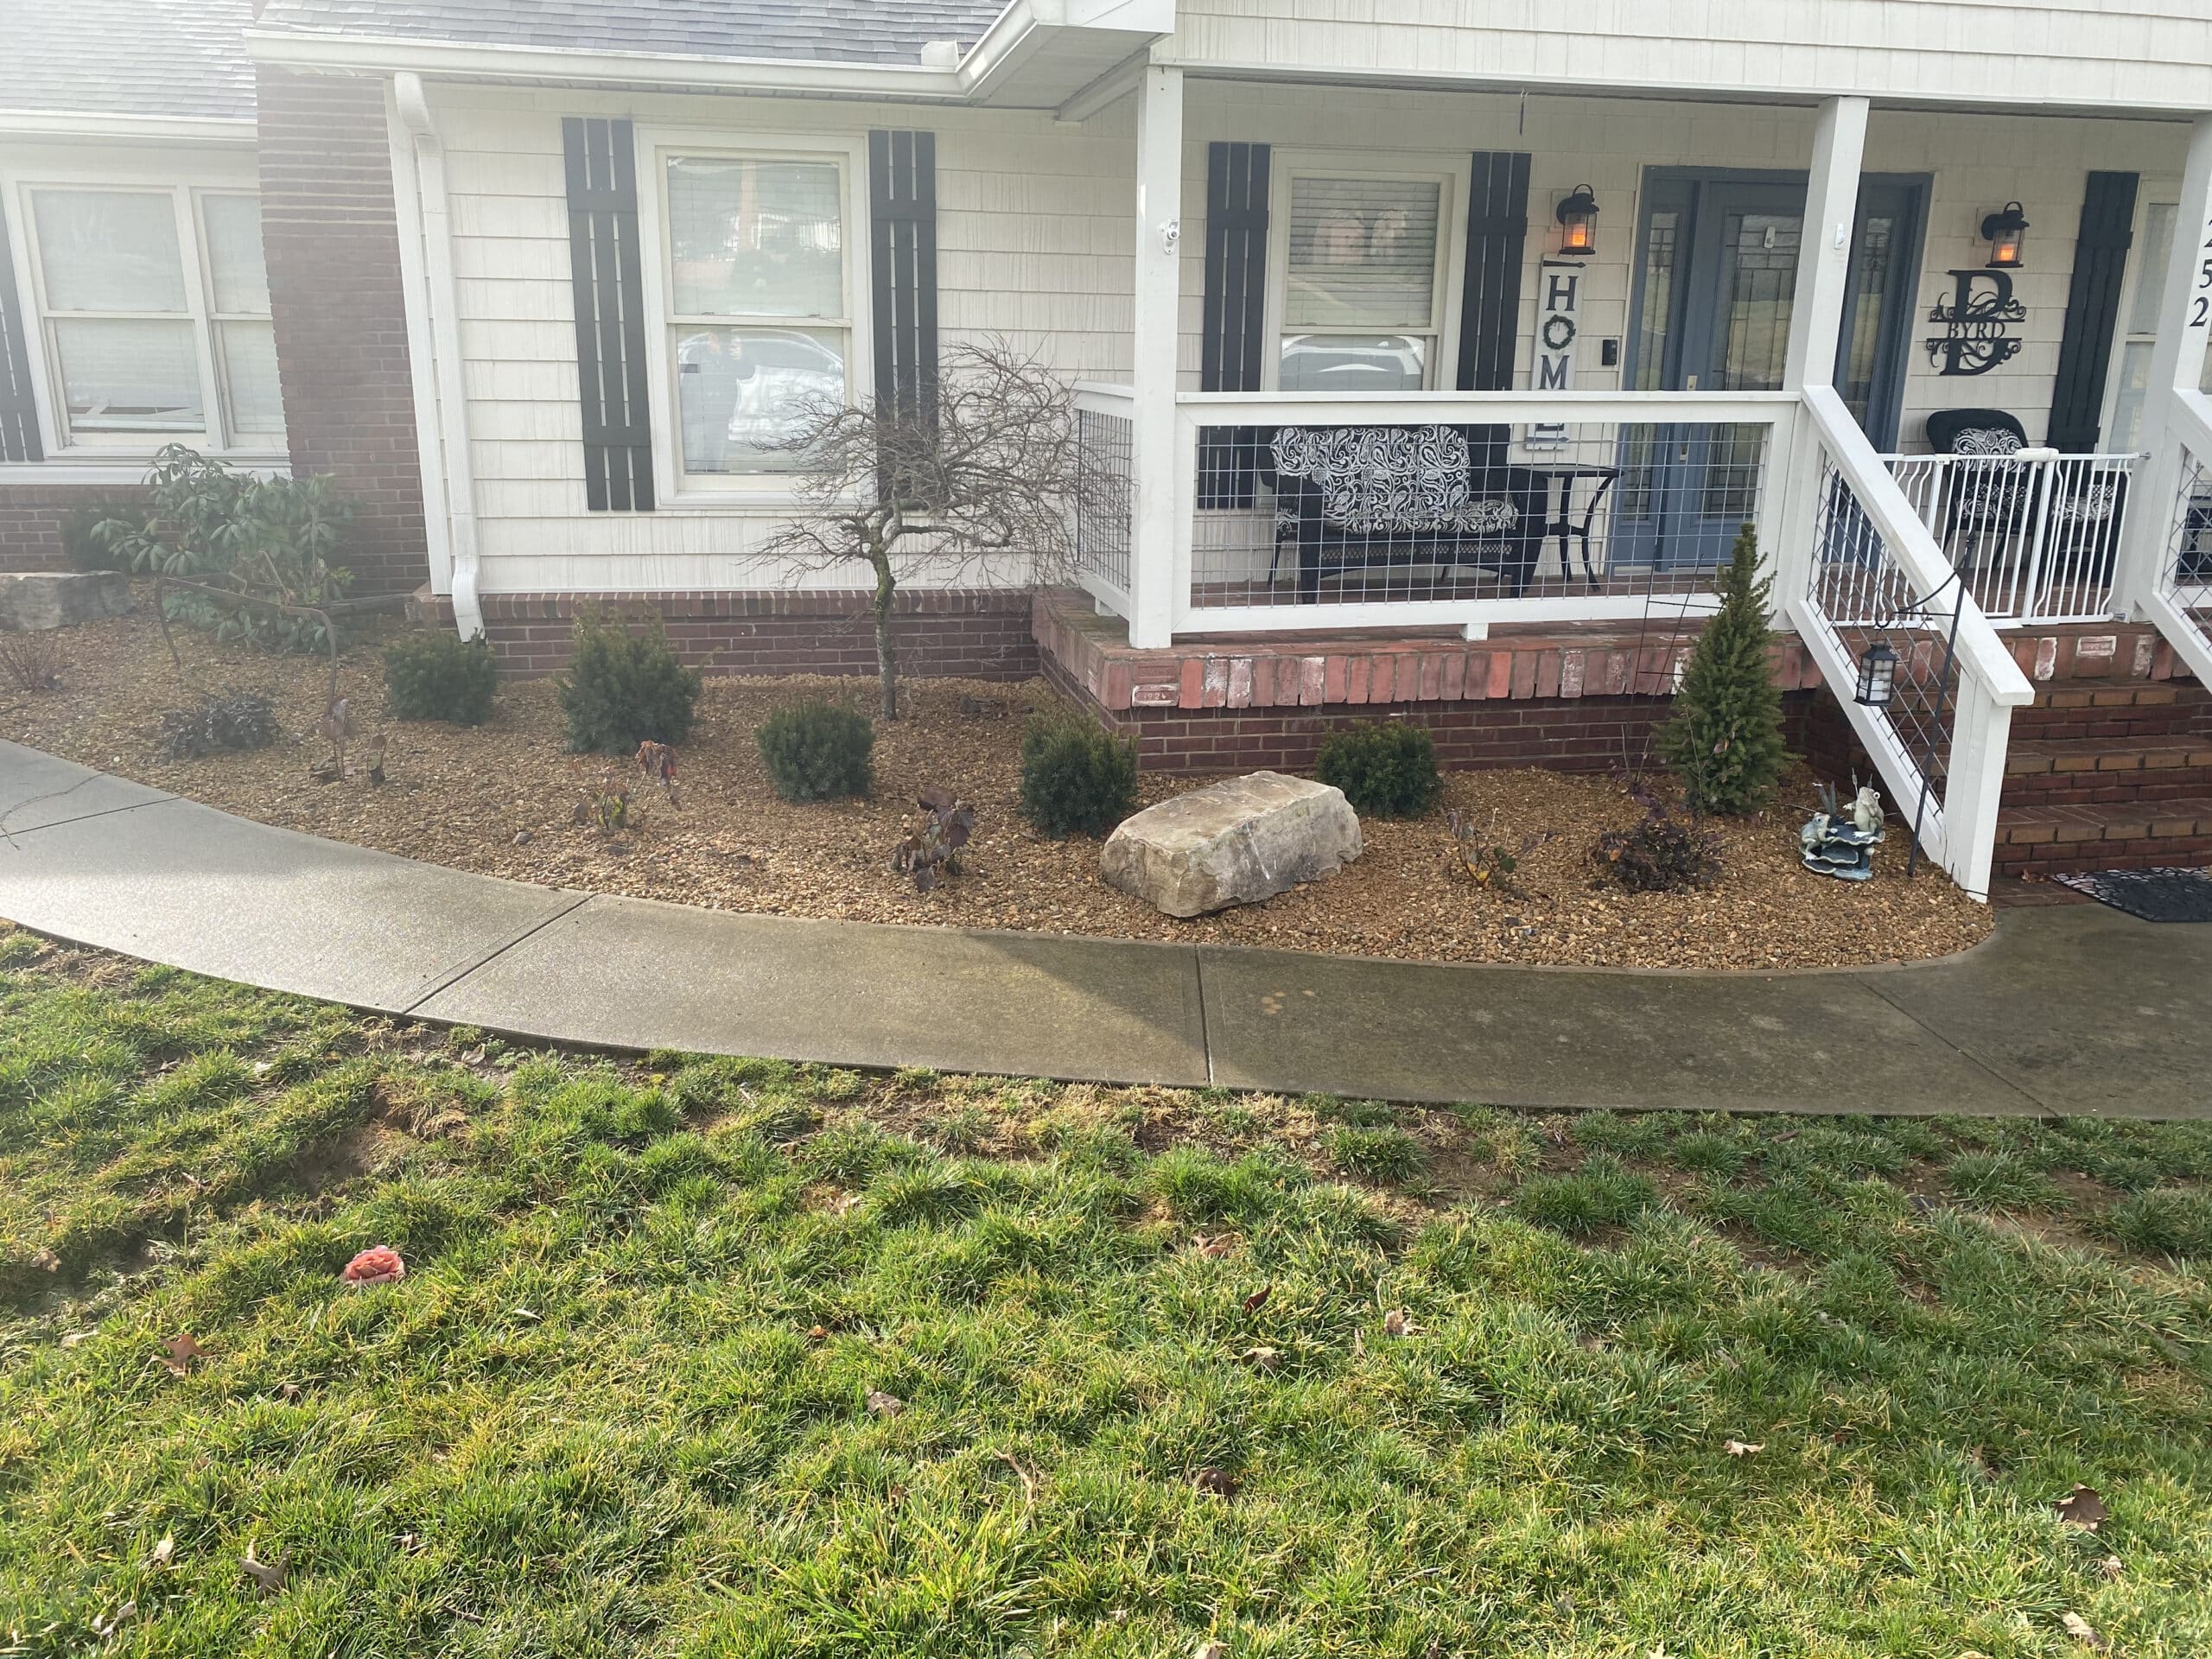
[[2007, 677, 2211, 741], [2000, 736, 2212, 808], [1992, 796, 2212, 879], [1986, 674, 2212, 878]]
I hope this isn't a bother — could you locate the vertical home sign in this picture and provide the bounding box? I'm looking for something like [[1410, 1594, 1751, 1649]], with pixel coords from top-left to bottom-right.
[[1527, 259, 1581, 449]]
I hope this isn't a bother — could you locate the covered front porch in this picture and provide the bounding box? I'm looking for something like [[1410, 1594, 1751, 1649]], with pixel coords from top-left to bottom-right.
[[1058, 70, 2212, 899]]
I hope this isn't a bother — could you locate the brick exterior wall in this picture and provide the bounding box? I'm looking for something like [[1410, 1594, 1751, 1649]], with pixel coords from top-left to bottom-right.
[[0, 486, 143, 573], [257, 67, 428, 598], [406, 586, 1040, 682]]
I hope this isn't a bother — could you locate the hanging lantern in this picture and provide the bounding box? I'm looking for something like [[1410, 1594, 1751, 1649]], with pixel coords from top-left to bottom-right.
[[1980, 201, 2029, 270], [1854, 641, 1899, 708], [1554, 184, 1599, 257]]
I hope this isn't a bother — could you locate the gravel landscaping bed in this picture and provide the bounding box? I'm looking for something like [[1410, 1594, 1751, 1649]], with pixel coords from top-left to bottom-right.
[[0, 601, 1993, 969]]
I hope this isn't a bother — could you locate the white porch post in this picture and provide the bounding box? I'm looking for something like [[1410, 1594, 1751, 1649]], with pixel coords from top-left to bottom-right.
[[1771, 96, 1869, 599], [1127, 62, 1184, 650], [2116, 113, 2212, 615]]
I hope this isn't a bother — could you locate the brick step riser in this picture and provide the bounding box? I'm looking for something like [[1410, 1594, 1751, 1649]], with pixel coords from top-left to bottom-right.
[[2010, 713, 2212, 743], [1995, 839, 2212, 879], [2001, 772, 2212, 808]]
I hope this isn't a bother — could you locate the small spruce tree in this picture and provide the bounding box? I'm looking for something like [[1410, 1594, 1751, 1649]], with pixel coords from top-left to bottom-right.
[[1660, 524, 1789, 816]]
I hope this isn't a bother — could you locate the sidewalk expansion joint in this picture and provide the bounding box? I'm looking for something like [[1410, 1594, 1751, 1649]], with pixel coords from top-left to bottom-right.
[[402, 893, 591, 1015], [1846, 970, 2052, 1117]]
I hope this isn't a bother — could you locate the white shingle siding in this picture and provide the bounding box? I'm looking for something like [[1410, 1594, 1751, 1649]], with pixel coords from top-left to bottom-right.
[[1168, 0, 2212, 113], [432, 85, 1135, 591]]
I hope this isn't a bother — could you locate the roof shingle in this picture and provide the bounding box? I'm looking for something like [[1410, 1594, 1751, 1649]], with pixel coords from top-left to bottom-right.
[[254, 0, 1011, 67], [1, 0, 257, 123]]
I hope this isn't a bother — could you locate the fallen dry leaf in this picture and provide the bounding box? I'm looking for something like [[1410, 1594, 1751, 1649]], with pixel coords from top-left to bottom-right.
[[1239, 1345, 1281, 1373], [1382, 1309, 1419, 1339], [1192, 1467, 1239, 1498], [397, 1532, 423, 1555], [1194, 1643, 1228, 1659], [238, 1545, 290, 1597], [865, 1389, 905, 1418], [2059, 1611, 2104, 1649], [2098, 1554, 2123, 1580], [1351, 1327, 1365, 1358], [806, 1325, 829, 1342], [149, 1535, 175, 1567], [158, 1334, 204, 1377], [60, 1331, 92, 1349], [1192, 1233, 1237, 1258], [2055, 1484, 2109, 1531], [29, 1248, 59, 1273], [1241, 1286, 1271, 1314], [90, 1600, 135, 1638], [278, 1382, 302, 1402], [1723, 1440, 1764, 1458]]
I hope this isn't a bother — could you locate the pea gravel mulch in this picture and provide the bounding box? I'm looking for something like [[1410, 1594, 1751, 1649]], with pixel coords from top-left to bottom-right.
[[0, 601, 1993, 971]]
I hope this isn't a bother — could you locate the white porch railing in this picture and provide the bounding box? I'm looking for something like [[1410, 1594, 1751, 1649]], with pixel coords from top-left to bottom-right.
[[1165, 391, 1799, 637], [1071, 381, 1135, 617], [1785, 387, 2036, 898], [2145, 386, 2212, 687], [1882, 449, 2139, 625]]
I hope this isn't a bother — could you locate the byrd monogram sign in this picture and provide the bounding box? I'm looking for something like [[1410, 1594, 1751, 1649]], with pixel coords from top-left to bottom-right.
[[1926, 268, 2025, 377]]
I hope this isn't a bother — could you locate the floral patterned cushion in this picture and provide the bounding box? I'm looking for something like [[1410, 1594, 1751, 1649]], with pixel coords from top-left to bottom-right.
[[1270, 424, 1520, 537]]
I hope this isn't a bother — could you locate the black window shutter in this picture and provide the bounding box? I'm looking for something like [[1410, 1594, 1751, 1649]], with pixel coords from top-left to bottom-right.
[[563, 117, 652, 511], [2047, 170, 2139, 453], [1198, 141, 1270, 508], [1456, 152, 1532, 471], [869, 131, 938, 429], [0, 207, 42, 464]]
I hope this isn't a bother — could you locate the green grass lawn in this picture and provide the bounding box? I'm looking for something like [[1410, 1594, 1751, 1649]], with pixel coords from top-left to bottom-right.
[[2, 929, 2210, 1658]]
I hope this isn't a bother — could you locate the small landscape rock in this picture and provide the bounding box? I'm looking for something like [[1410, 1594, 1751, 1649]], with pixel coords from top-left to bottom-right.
[[1100, 772, 1362, 918], [0, 571, 130, 632], [512, 830, 533, 847]]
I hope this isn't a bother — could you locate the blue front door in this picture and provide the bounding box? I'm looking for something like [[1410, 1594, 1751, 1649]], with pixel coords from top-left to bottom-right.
[[1615, 171, 1925, 569]]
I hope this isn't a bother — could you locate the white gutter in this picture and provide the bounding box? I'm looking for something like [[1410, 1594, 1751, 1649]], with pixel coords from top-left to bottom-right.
[[391, 70, 483, 642], [0, 111, 256, 143]]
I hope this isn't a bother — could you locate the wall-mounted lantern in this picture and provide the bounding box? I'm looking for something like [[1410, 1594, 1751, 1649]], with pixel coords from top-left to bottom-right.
[[1554, 185, 1600, 257], [1854, 640, 1899, 708], [1980, 201, 2029, 270]]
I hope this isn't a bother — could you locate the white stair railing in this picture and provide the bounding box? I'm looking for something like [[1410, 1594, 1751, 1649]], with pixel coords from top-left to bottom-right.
[[2143, 386, 2212, 688], [1784, 387, 2036, 900]]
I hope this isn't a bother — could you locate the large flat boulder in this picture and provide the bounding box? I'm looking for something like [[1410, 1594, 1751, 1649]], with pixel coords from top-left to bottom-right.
[[1101, 771, 1363, 918], [0, 571, 130, 632]]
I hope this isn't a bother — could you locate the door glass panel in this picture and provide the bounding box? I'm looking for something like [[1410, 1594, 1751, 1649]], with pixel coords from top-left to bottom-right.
[[1619, 207, 1682, 523], [1840, 213, 1897, 425], [1714, 211, 1798, 392], [1707, 210, 1799, 522]]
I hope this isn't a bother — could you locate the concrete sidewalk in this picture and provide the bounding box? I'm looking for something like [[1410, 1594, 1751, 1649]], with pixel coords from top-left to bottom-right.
[[2, 740, 2205, 1117]]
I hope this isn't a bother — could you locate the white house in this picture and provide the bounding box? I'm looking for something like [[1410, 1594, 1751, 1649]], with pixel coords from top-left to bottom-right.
[[6, 0, 2212, 898]]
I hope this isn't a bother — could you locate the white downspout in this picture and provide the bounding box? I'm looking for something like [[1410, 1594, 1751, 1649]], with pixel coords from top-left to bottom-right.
[[392, 70, 484, 641]]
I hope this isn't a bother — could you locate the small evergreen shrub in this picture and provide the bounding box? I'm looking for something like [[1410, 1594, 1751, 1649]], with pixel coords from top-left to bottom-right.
[[755, 697, 874, 803], [1019, 715, 1138, 838], [556, 607, 701, 754], [161, 693, 279, 760], [1314, 721, 1442, 818], [384, 630, 498, 726], [1661, 524, 1789, 815]]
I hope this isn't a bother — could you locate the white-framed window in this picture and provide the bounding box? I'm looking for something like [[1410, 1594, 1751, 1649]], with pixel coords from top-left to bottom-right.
[[639, 130, 867, 495], [1265, 156, 1465, 394], [2102, 194, 2212, 454], [15, 182, 281, 452]]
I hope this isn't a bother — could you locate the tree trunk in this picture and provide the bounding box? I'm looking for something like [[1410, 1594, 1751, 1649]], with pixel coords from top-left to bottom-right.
[[872, 556, 899, 721]]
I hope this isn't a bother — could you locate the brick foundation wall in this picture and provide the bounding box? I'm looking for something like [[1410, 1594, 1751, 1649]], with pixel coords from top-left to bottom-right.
[[0, 486, 143, 574], [406, 587, 1040, 681], [257, 67, 428, 598]]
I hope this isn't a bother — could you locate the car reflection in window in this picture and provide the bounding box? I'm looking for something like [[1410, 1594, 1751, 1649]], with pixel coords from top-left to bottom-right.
[[677, 328, 846, 474], [1278, 334, 1427, 394]]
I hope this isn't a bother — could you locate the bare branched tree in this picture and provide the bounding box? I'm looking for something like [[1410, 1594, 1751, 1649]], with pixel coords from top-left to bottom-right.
[[759, 340, 1080, 721]]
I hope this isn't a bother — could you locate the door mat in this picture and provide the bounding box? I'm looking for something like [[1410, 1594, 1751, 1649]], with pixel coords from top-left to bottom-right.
[[2051, 867, 2212, 923]]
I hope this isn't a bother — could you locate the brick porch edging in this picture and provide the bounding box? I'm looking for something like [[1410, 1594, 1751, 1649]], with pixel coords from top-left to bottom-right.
[[407, 586, 1039, 681]]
